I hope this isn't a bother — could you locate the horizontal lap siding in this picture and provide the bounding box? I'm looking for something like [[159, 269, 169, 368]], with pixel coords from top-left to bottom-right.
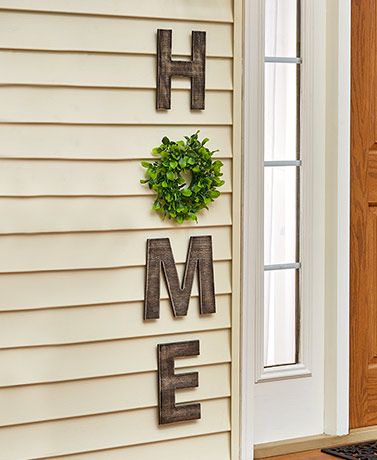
[[0, 261, 231, 310], [0, 125, 233, 159], [0, 226, 232, 272], [0, 0, 233, 22], [0, 364, 231, 426], [43, 433, 231, 460], [0, 52, 233, 90], [0, 195, 232, 233], [0, 226, 231, 272], [0, 88, 233, 124], [0, 159, 232, 195], [0, 3, 238, 459], [0, 12, 232, 56], [0, 295, 232, 347], [0, 399, 231, 460], [0, 330, 231, 386]]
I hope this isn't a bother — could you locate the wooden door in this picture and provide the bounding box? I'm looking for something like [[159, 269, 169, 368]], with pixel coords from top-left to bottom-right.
[[350, 0, 377, 428]]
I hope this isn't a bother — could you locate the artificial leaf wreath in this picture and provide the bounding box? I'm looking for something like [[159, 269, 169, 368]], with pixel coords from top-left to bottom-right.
[[140, 132, 224, 224]]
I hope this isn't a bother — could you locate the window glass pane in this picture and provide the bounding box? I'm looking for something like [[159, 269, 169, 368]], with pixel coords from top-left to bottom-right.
[[263, 0, 301, 370], [265, 0, 298, 57], [264, 269, 298, 367], [264, 166, 298, 265], [264, 63, 298, 161]]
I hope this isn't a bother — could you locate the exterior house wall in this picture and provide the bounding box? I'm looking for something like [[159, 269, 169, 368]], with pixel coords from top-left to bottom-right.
[[0, 1, 242, 459]]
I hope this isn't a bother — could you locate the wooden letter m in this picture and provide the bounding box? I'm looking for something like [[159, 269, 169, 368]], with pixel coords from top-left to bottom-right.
[[144, 236, 216, 320]]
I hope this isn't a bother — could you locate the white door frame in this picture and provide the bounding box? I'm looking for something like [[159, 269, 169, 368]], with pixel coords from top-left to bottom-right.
[[240, 0, 351, 456], [324, 0, 351, 436]]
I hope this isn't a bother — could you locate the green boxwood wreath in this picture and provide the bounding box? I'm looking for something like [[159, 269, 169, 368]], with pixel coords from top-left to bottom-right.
[[140, 132, 225, 224]]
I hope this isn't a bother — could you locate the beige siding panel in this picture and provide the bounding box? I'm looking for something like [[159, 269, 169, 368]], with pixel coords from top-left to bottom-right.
[[0, 329, 230, 386], [44, 432, 231, 460], [0, 52, 233, 90], [0, 88, 232, 124], [0, 0, 233, 23], [0, 194, 231, 234], [0, 159, 232, 196], [0, 13, 233, 57], [0, 295, 231, 347], [0, 364, 230, 426], [0, 398, 230, 460], [0, 227, 231, 272], [0, 261, 230, 311], [0, 0, 238, 457], [0, 125, 233, 159]]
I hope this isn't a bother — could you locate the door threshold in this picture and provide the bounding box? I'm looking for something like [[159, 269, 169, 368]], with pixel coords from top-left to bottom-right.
[[254, 425, 377, 458]]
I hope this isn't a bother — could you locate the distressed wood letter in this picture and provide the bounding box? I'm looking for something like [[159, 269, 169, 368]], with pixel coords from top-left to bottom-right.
[[144, 236, 216, 320], [157, 29, 206, 110], [158, 340, 201, 425]]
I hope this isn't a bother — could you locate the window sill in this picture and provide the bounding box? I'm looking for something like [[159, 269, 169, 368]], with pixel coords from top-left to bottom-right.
[[256, 362, 312, 383]]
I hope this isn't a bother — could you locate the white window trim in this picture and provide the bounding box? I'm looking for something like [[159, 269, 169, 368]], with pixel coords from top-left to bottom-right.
[[251, 0, 324, 383], [244, 0, 328, 442], [241, 0, 351, 448], [240, 0, 263, 455]]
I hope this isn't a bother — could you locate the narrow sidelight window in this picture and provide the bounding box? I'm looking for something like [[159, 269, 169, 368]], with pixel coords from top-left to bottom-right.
[[264, 0, 301, 368]]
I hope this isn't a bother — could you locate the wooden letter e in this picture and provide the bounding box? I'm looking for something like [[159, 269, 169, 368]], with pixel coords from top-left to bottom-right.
[[158, 340, 201, 424]]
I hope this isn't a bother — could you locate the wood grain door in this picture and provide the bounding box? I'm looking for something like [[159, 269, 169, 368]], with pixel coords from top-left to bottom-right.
[[350, 0, 377, 429]]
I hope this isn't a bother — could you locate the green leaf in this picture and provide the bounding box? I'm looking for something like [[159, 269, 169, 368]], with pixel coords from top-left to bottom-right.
[[210, 190, 221, 199], [169, 161, 178, 169], [141, 161, 151, 168], [166, 171, 175, 181], [162, 136, 170, 145], [182, 188, 192, 197], [179, 158, 187, 168]]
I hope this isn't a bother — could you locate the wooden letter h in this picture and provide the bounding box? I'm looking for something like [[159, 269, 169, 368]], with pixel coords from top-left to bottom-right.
[[156, 29, 206, 110]]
